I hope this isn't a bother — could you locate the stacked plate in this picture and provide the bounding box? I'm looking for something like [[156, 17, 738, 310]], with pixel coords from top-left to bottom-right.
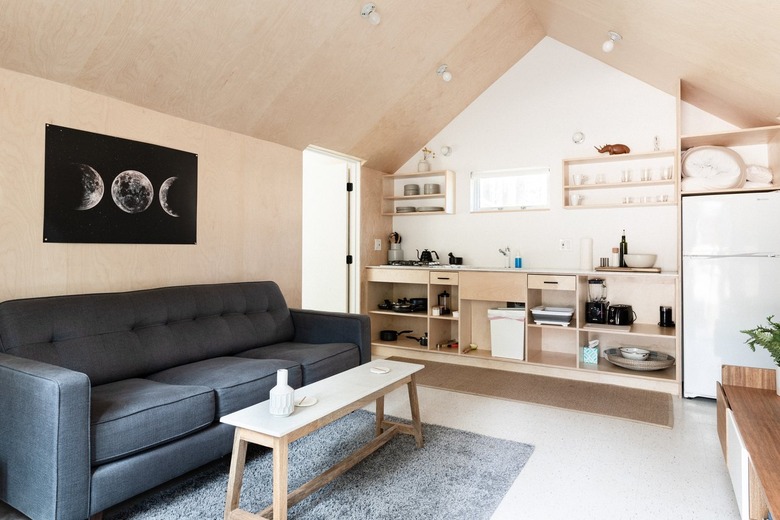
[[423, 183, 440, 194], [403, 184, 420, 196], [417, 206, 444, 212], [396, 206, 416, 213]]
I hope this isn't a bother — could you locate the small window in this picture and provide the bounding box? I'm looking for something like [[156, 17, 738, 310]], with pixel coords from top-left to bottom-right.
[[470, 167, 550, 212]]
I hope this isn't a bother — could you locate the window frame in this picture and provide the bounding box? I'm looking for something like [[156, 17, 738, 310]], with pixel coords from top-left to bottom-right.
[[469, 166, 551, 213]]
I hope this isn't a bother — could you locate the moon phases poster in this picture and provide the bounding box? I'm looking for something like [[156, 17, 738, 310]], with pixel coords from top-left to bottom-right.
[[44, 124, 197, 244]]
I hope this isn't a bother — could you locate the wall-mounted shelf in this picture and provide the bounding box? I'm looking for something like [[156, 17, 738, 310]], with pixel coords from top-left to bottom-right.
[[680, 124, 780, 196], [381, 170, 455, 216], [562, 150, 677, 208]]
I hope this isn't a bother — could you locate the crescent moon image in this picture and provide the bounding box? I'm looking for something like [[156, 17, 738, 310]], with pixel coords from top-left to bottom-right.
[[159, 176, 180, 217], [111, 170, 153, 213], [76, 164, 104, 210], [55, 163, 105, 210]]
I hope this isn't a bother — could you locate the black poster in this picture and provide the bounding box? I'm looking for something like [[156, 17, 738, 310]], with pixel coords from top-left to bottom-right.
[[43, 124, 198, 244]]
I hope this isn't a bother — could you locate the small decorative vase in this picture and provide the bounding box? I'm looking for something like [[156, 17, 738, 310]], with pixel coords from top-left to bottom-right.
[[417, 159, 430, 172], [269, 369, 294, 417]]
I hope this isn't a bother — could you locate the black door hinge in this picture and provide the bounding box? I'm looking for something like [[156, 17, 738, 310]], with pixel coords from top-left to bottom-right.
[[346, 255, 353, 264], [346, 182, 354, 192]]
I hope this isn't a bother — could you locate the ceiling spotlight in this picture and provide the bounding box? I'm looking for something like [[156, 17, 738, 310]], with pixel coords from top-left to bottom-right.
[[361, 3, 381, 25], [602, 30, 622, 53], [436, 64, 452, 82]]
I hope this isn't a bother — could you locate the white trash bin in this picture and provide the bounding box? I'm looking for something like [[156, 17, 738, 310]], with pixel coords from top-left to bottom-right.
[[488, 307, 526, 360]]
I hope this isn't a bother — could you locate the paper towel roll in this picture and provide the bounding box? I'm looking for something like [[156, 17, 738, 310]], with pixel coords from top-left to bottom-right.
[[580, 238, 593, 271]]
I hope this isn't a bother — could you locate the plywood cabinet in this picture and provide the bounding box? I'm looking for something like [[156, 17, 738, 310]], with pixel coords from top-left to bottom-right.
[[365, 267, 682, 394]]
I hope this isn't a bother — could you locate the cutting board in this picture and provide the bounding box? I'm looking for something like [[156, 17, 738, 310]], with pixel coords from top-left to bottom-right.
[[595, 266, 661, 273]]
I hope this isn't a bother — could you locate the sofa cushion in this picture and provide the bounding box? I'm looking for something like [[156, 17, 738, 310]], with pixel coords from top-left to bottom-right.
[[237, 342, 359, 385], [91, 378, 215, 466], [146, 357, 301, 418]]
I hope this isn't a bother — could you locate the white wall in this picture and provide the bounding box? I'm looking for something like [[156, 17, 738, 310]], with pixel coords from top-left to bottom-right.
[[392, 38, 679, 271]]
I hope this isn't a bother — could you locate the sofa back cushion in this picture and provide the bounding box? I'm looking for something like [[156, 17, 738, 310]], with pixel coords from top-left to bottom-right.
[[0, 282, 294, 385]]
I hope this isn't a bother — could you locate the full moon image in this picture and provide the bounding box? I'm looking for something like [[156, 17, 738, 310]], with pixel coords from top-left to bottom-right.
[[159, 176, 180, 217], [111, 170, 153, 213]]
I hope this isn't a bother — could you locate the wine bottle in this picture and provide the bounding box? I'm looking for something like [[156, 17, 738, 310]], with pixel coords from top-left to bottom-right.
[[619, 230, 628, 267]]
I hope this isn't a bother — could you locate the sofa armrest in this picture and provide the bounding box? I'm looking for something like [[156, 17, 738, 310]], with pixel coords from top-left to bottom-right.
[[289, 309, 371, 364], [0, 353, 91, 520]]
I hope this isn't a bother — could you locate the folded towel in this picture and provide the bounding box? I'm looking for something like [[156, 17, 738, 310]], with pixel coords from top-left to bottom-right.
[[745, 164, 773, 183]]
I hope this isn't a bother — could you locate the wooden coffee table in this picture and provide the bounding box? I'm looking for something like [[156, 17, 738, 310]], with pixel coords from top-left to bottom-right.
[[219, 359, 424, 520]]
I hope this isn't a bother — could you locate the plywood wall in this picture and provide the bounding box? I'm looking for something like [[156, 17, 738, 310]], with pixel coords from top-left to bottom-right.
[[0, 68, 303, 305]]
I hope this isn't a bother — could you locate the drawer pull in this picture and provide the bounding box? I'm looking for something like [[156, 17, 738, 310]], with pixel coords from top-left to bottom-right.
[[437, 277, 450, 280], [543, 281, 559, 285]]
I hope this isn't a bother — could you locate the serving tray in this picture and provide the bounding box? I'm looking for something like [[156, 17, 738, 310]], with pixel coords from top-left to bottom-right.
[[603, 348, 675, 371]]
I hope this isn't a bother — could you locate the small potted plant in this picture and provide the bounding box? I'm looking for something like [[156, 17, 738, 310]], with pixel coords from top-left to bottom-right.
[[418, 147, 435, 172], [741, 315, 780, 395]]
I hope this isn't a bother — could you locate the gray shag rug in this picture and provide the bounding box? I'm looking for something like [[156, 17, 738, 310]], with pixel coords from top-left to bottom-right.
[[105, 410, 534, 520]]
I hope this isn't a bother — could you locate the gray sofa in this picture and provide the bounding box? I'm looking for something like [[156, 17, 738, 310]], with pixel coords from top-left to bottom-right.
[[0, 281, 370, 520]]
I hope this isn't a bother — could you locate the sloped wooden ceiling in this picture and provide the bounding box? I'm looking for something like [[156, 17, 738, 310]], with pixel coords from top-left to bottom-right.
[[0, 0, 778, 173]]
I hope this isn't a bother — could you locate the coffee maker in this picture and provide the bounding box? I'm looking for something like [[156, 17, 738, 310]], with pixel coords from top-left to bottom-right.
[[585, 278, 608, 324]]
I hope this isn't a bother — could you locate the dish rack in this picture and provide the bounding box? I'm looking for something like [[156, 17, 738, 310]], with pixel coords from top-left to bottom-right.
[[530, 306, 574, 326]]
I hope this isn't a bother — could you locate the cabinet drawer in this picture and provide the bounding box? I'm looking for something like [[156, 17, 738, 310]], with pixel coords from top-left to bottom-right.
[[460, 272, 526, 301], [366, 268, 429, 284], [528, 274, 576, 291], [430, 272, 459, 285]]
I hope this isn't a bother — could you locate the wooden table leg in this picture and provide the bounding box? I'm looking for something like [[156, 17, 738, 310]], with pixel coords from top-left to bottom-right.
[[272, 436, 290, 520], [407, 373, 423, 448], [375, 395, 385, 436], [224, 430, 249, 520]]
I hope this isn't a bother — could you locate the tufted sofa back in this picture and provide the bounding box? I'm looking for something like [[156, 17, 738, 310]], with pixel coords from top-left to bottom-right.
[[0, 281, 295, 386]]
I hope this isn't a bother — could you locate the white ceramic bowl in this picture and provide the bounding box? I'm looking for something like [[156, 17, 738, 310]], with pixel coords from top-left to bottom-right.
[[623, 254, 657, 268], [619, 347, 650, 360]]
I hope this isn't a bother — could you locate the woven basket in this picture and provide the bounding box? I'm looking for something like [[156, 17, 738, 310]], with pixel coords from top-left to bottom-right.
[[604, 348, 675, 371]]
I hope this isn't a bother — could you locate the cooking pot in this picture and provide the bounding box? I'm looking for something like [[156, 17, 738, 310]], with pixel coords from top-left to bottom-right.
[[416, 249, 439, 262], [406, 333, 428, 347], [608, 304, 637, 325], [380, 329, 413, 341]]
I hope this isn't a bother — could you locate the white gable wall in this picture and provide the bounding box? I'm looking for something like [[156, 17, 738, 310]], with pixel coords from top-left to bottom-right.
[[392, 37, 679, 270]]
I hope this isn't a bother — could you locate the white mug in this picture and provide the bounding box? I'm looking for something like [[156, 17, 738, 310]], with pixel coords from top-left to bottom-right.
[[572, 174, 587, 185], [570, 194, 583, 206]]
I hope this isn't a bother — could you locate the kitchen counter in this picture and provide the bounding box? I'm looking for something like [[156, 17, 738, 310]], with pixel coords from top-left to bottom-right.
[[368, 265, 679, 276]]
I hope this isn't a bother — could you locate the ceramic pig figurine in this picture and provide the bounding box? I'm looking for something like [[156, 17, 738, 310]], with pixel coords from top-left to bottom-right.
[[595, 144, 630, 155]]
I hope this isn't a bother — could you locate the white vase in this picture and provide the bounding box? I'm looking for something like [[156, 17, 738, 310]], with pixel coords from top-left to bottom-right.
[[417, 159, 430, 172], [269, 369, 295, 417]]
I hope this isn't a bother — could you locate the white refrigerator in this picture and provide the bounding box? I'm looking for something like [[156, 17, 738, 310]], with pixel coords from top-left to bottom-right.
[[682, 190, 780, 398]]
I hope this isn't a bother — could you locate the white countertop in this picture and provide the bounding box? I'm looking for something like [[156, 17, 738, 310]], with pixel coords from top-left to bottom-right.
[[367, 265, 678, 276]]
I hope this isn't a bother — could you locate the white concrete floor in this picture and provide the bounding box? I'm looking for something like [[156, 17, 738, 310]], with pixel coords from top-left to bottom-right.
[[376, 385, 740, 520], [0, 387, 739, 520]]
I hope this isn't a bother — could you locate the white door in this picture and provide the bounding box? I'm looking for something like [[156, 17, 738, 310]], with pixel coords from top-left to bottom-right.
[[302, 148, 359, 312]]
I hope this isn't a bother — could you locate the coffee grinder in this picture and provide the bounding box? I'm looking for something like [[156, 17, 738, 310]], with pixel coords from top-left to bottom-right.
[[586, 278, 608, 324]]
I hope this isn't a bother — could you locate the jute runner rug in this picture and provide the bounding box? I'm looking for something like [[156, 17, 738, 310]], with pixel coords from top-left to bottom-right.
[[388, 356, 673, 428]]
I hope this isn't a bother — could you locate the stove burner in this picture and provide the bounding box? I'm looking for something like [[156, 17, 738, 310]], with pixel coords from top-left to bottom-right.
[[388, 260, 441, 267]]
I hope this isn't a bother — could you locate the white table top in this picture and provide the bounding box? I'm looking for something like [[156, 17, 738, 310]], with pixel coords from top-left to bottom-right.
[[220, 359, 423, 438]]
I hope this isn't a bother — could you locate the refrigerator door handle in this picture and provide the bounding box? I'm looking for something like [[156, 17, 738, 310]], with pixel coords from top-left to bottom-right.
[[682, 252, 780, 259]]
